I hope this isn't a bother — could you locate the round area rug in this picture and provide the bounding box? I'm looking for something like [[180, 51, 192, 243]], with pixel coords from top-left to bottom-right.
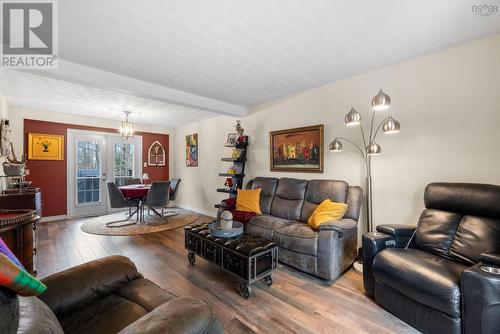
[[80, 208, 200, 236]]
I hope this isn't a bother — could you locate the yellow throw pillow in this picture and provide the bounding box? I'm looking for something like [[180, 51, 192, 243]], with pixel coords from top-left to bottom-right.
[[307, 199, 348, 230], [236, 188, 262, 214]]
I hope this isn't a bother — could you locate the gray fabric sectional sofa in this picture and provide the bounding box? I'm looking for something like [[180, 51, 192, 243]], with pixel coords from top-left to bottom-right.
[[243, 177, 363, 281]]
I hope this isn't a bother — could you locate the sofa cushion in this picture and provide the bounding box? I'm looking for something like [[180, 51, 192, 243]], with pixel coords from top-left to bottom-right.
[[17, 296, 64, 334], [246, 215, 295, 240], [414, 209, 462, 259], [59, 294, 147, 334], [116, 278, 175, 312], [247, 177, 279, 214], [307, 199, 348, 230], [300, 180, 348, 222], [448, 215, 500, 265], [270, 178, 308, 221], [273, 223, 318, 256], [345, 186, 363, 221], [373, 248, 467, 318]]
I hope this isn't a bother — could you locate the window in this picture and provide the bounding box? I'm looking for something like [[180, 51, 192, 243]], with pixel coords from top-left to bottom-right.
[[76, 140, 101, 204], [114, 143, 135, 186]]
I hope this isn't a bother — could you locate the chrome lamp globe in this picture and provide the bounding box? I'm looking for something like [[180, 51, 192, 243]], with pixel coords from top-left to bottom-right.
[[329, 89, 401, 272]]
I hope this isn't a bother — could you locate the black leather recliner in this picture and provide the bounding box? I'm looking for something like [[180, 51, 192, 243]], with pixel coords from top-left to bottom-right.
[[363, 183, 500, 334]]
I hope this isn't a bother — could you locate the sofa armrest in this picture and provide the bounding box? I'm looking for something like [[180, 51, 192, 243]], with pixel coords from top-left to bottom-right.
[[39, 255, 142, 317], [118, 297, 223, 334], [462, 262, 500, 334], [376, 224, 416, 237], [318, 218, 357, 232]]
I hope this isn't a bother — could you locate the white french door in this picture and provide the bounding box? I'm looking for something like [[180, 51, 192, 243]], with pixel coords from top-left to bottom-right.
[[67, 130, 142, 218]]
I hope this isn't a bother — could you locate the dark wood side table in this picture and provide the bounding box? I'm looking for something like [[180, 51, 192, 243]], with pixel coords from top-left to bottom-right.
[[0, 215, 40, 276]]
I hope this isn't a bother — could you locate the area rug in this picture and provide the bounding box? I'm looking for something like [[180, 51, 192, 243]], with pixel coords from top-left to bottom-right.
[[80, 208, 202, 236]]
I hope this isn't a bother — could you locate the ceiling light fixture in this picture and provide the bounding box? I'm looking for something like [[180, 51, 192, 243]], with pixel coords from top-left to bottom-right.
[[120, 111, 134, 139]]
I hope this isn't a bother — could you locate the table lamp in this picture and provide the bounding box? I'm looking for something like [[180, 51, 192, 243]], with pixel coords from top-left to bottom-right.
[[142, 173, 149, 185]]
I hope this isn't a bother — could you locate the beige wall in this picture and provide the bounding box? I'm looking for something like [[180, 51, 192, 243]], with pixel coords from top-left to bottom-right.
[[174, 34, 500, 238]]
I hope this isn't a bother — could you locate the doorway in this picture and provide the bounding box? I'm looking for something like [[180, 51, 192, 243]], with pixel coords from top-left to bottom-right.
[[67, 129, 142, 218]]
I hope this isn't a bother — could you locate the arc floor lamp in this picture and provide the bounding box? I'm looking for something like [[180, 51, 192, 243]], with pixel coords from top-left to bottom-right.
[[329, 89, 400, 272]]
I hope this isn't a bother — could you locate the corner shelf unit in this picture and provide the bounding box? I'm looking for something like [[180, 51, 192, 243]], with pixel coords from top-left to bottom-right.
[[217, 136, 249, 198]]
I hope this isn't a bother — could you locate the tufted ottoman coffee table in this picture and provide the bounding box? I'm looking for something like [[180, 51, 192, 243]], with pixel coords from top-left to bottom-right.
[[185, 222, 278, 298]]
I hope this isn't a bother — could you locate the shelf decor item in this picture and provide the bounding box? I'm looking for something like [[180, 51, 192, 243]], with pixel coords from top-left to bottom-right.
[[226, 133, 238, 146], [186, 133, 198, 167], [270, 124, 324, 173], [148, 141, 166, 166], [329, 89, 401, 274], [28, 133, 64, 161], [216, 135, 249, 198]]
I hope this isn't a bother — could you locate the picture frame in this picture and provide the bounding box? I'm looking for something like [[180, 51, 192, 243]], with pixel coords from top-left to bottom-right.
[[28, 133, 64, 161], [226, 133, 238, 145], [269, 124, 324, 173], [186, 133, 198, 167]]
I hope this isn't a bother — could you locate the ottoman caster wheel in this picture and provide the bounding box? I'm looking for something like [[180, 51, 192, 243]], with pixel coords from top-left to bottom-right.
[[238, 282, 252, 299], [188, 252, 195, 265], [261, 275, 273, 287]]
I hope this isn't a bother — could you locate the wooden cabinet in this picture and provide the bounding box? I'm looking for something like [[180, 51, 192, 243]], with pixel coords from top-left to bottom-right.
[[0, 190, 42, 275], [0, 216, 39, 275]]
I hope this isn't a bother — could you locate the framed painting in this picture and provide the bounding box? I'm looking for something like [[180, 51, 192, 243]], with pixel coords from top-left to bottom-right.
[[186, 133, 198, 167], [270, 124, 324, 173], [28, 133, 64, 160]]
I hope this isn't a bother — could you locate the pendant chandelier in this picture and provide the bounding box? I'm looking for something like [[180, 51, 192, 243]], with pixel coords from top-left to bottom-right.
[[120, 111, 134, 139]]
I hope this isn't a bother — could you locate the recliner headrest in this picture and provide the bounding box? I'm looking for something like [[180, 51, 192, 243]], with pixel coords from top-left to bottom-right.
[[424, 182, 500, 220]]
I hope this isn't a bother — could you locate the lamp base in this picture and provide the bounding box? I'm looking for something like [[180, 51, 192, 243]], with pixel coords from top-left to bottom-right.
[[353, 261, 363, 274]]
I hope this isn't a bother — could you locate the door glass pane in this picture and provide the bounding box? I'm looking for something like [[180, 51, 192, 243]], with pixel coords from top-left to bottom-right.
[[114, 143, 134, 186], [76, 140, 101, 204]]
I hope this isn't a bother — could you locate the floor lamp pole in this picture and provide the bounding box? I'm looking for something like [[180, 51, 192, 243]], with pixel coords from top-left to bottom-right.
[[328, 89, 401, 274]]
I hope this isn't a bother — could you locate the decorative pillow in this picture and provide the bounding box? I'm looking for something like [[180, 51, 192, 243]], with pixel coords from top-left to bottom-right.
[[307, 199, 348, 230], [236, 188, 262, 214], [0, 245, 46, 296], [0, 238, 24, 269]]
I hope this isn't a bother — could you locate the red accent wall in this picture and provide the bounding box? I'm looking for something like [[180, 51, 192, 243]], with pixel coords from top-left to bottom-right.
[[23, 119, 169, 217]]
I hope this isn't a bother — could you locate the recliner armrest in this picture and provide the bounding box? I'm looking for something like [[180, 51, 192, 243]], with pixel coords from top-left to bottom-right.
[[318, 218, 357, 232], [118, 297, 223, 334], [481, 251, 500, 267], [462, 263, 500, 334], [376, 224, 416, 237], [39, 255, 142, 317]]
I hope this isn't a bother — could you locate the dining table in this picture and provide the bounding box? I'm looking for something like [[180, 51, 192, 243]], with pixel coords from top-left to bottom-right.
[[118, 184, 151, 223]]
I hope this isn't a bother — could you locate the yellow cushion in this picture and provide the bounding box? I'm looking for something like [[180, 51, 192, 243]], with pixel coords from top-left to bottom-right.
[[236, 188, 262, 214], [307, 199, 348, 230]]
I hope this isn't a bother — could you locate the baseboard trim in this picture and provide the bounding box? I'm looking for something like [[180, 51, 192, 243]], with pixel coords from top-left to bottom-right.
[[177, 205, 216, 218], [41, 215, 67, 222]]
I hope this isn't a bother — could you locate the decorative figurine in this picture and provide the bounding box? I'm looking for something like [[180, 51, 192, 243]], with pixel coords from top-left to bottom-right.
[[227, 166, 236, 174], [224, 177, 233, 190], [235, 120, 244, 137]]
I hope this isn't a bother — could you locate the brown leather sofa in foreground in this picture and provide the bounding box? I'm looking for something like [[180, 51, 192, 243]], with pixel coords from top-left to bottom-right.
[[363, 183, 500, 334], [1, 255, 223, 334]]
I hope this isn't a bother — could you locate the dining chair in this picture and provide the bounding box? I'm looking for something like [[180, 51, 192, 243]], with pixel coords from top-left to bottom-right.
[[169, 178, 181, 203], [144, 181, 178, 218], [124, 178, 142, 186], [106, 182, 141, 227]]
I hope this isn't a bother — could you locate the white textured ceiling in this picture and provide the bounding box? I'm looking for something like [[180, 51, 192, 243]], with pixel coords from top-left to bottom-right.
[[58, 0, 500, 106], [2, 0, 500, 126], [0, 70, 217, 127]]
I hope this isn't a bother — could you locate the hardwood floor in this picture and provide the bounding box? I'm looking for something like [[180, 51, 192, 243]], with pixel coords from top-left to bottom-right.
[[36, 216, 420, 334]]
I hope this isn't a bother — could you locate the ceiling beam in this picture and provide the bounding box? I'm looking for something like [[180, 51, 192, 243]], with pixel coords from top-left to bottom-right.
[[23, 60, 247, 117]]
